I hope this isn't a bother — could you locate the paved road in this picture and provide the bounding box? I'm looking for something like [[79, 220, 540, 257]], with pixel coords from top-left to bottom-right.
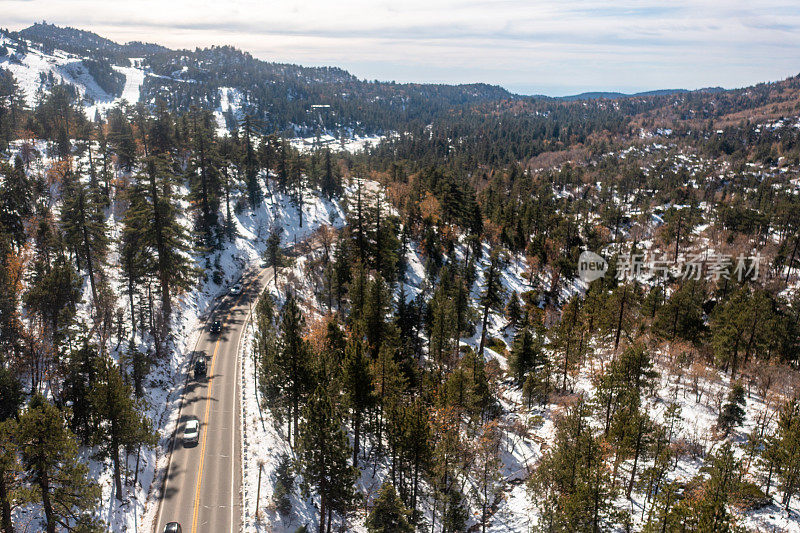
[[154, 267, 271, 533]]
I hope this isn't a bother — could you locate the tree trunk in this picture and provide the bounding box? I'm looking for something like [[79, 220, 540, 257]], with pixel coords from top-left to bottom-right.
[[478, 302, 490, 357], [327, 506, 332, 533], [614, 287, 627, 351], [352, 412, 361, 468], [0, 470, 14, 533], [79, 190, 99, 315], [627, 417, 644, 498], [128, 277, 136, 335], [318, 493, 326, 533], [113, 431, 123, 501], [39, 468, 56, 533], [785, 234, 799, 283], [147, 160, 171, 323], [482, 462, 489, 533]]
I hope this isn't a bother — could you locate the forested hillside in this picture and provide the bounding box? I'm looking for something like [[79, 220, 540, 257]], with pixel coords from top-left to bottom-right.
[[1, 23, 800, 533]]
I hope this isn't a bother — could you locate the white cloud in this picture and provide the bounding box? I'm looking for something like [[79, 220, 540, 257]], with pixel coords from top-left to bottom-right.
[[4, 0, 800, 94]]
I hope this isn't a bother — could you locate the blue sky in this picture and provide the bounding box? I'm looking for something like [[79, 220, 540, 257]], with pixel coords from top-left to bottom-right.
[[4, 0, 800, 96]]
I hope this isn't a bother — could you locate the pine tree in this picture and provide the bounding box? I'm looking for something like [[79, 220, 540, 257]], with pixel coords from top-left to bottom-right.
[[217, 135, 238, 241], [505, 291, 522, 328], [106, 106, 136, 171], [255, 292, 284, 423], [427, 275, 458, 373], [694, 443, 739, 532], [0, 234, 23, 366], [119, 182, 151, 337], [61, 342, 100, 445], [507, 325, 544, 386], [317, 316, 346, 383], [771, 399, 800, 510], [0, 419, 20, 533], [273, 453, 294, 517], [133, 153, 194, 333], [90, 356, 157, 501], [320, 149, 340, 199], [717, 382, 746, 436], [397, 398, 431, 521], [376, 332, 409, 447], [430, 406, 465, 533], [241, 115, 261, 207], [441, 487, 468, 533], [0, 374, 22, 533], [711, 288, 776, 377], [552, 292, 587, 392], [473, 421, 502, 533], [478, 248, 505, 356], [265, 229, 283, 287], [0, 161, 32, 249], [289, 152, 305, 227], [608, 393, 654, 497], [23, 253, 82, 355], [60, 168, 109, 317], [297, 386, 356, 533], [343, 334, 373, 469], [363, 275, 391, 358], [332, 232, 352, 312], [366, 482, 413, 533], [593, 343, 657, 436], [278, 294, 314, 445], [187, 107, 221, 245], [653, 279, 705, 343], [530, 397, 623, 531], [17, 395, 103, 533]]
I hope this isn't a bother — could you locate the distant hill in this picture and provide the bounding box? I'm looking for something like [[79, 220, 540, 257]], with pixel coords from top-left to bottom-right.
[[16, 22, 169, 59], [4, 22, 798, 136], [560, 89, 690, 101], [5, 22, 516, 136]]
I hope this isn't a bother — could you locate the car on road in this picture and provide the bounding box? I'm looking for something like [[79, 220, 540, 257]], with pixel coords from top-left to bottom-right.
[[209, 319, 221, 334], [194, 357, 207, 378], [230, 282, 242, 295], [164, 523, 182, 533], [183, 417, 200, 447]]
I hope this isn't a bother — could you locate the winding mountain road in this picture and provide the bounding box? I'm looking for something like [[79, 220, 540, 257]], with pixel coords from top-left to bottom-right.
[[154, 266, 272, 533]]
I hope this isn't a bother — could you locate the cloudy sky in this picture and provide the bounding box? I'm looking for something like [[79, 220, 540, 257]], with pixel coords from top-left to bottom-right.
[[4, 0, 800, 95]]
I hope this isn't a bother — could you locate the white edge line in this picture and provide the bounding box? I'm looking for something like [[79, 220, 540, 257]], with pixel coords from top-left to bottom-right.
[[233, 267, 265, 533], [152, 285, 235, 533]]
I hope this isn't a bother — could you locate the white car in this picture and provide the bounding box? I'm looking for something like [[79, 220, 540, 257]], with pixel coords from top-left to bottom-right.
[[230, 283, 242, 295], [183, 417, 200, 446]]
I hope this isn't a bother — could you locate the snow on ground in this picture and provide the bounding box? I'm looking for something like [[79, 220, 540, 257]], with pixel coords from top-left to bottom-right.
[[6, 126, 800, 531], [289, 133, 386, 154], [140, 181, 346, 532], [4, 135, 348, 531], [85, 60, 146, 118], [0, 35, 146, 115], [237, 186, 552, 531], [239, 187, 349, 532], [214, 86, 244, 136]]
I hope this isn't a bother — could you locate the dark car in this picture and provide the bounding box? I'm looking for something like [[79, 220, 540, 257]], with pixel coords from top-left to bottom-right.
[[164, 522, 182, 533], [194, 357, 207, 378], [209, 319, 222, 334]]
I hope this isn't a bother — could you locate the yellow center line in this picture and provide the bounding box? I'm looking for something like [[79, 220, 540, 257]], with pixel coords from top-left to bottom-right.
[[189, 273, 259, 533], [191, 335, 221, 533]]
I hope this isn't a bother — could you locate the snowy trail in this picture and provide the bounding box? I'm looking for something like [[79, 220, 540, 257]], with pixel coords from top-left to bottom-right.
[[116, 64, 145, 104]]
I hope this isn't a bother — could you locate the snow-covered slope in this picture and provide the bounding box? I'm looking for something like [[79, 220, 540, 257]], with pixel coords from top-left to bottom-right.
[[0, 35, 145, 114]]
